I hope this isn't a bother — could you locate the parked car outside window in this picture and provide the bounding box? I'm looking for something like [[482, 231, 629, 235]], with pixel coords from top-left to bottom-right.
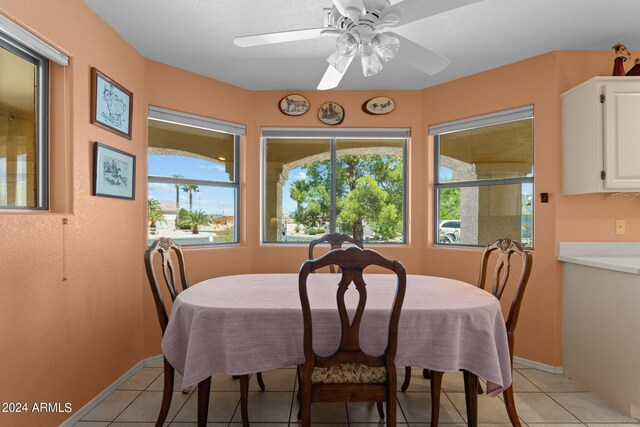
[[439, 220, 460, 243]]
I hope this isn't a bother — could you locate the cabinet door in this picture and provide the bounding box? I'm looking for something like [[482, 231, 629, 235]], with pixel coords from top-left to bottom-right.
[[604, 83, 640, 190]]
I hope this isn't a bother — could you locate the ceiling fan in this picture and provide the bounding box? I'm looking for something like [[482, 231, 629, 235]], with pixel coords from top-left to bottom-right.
[[234, 0, 480, 90]]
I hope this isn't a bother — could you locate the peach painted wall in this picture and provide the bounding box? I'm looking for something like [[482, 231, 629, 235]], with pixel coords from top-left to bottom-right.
[[0, 1, 150, 425], [2, 1, 639, 423]]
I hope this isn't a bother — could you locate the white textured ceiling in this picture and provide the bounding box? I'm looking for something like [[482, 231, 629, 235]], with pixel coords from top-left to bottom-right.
[[84, 0, 640, 90]]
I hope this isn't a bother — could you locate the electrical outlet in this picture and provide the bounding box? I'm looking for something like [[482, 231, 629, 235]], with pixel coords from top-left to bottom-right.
[[616, 219, 626, 235]]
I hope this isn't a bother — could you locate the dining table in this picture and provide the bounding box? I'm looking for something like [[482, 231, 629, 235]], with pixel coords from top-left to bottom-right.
[[161, 273, 512, 426]]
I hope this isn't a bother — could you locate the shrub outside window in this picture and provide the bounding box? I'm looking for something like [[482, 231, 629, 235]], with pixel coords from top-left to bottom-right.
[[432, 107, 534, 248], [263, 131, 407, 244], [147, 109, 241, 246]]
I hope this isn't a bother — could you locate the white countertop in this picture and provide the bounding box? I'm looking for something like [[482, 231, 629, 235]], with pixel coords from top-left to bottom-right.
[[558, 242, 640, 275]]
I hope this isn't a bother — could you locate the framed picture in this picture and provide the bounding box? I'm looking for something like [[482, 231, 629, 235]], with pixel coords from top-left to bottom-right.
[[93, 142, 136, 200], [279, 94, 309, 116], [91, 67, 133, 139], [363, 96, 395, 115], [318, 102, 344, 125]]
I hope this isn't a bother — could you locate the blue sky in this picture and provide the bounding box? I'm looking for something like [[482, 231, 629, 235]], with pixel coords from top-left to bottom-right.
[[147, 154, 235, 215], [281, 166, 306, 215]]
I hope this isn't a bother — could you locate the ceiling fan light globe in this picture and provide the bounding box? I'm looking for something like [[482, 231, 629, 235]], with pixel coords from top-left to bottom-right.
[[361, 51, 382, 77], [327, 50, 351, 73], [373, 33, 399, 62], [336, 33, 359, 57]]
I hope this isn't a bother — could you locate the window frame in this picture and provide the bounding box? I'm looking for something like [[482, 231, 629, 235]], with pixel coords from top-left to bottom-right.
[[432, 108, 534, 249], [147, 110, 242, 247], [0, 32, 49, 210], [261, 131, 408, 245]]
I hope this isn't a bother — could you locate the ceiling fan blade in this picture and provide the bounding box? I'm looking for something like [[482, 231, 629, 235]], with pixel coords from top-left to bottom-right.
[[317, 56, 354, 90], [234, 28, 340, 47], [382, 0, 481, 28], [389, 33, 450, 75]]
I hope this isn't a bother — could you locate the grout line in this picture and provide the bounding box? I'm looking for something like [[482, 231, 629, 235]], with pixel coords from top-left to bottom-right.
[[396, 393, 410, 427], [344, 402, 350, 426], [542, 390, 587, 424], [513, 369, 542, 392], [443, 390, 466, 423], [100, 389, 143, 424], [288, 370, 297, 427]]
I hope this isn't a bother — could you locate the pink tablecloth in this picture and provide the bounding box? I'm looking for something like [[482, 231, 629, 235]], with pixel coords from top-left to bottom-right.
[[162, 274, 511, 397]]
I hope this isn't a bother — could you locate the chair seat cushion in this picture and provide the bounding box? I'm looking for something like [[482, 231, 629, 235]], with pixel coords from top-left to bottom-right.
[[312, 363, 387, 384]]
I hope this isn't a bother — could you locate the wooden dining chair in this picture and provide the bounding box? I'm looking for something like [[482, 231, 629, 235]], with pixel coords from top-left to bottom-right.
[[308, 233, 363, 273], [144, 237, 265, 427], [298, 246, 406, 427], [426, 238, 533, 427]]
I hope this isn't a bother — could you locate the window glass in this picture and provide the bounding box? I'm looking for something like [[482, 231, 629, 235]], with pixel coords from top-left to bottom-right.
[[264, 138, 331, 242], [335, 139, 404, 242], [147, 118, 239, 246], [0, 42, 42, 208], [264, 136, 406, 244], [438, 119, 533, 182], [148, 120, 235, 182], [436, 183, 533, 247], [435, 116, 533, 248]]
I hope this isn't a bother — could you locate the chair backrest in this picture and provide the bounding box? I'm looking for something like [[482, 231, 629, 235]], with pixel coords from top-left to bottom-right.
[[144, 237, 189, 334], [477, 238, 533, 338], [299, 246, 406, 371], [308, 233, 364, 273]]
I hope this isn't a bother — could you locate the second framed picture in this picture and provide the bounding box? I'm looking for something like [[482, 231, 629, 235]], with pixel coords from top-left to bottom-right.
[[93, 142, 136, 200], [318, 102, 344, 125], [91, 67, 133, 139]]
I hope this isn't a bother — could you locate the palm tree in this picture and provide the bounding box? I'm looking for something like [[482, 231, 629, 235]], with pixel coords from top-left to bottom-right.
[[183, 209, 211, 234], [172, 174, 183, 209], [148, 198, 166, 229], [182, 184, 199, 211]]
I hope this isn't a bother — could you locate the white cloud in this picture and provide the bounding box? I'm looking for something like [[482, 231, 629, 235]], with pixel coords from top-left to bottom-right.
[[198, 163, 225, 172], [296, 171, 307, 179]]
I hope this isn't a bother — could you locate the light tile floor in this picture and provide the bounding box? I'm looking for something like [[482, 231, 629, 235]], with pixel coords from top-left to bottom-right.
[[74, 363, 640, 427]]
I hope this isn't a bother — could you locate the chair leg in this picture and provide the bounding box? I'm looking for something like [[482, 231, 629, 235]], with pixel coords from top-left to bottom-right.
[[240, 374, 250, 427], [429, 370, 443, 427], [386, 398, 397, 427], [423, 368, 431, 379], [296, 365, 302, 400], [156, 357, 175, 427], [377, 401, 385, 419], [256, 372, 266, 391], [503, 385, 522, 427], [401, 366, 412, 392], [300, 377, 312, 427], [197, 376, 211, 427], [462, 370, 478, 427]]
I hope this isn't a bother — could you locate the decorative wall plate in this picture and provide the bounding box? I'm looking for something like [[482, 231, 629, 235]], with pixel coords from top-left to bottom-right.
[[318, 102, 344, 125], [363, 96, 395, 115], [279, 94, 309, 116]]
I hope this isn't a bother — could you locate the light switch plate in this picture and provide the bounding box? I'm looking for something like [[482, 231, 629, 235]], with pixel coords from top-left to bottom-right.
[[616, 219, 626, 235]]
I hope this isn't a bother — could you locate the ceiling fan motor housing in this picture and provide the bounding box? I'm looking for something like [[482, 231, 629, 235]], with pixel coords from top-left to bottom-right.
[[328, 0, 392, 31]]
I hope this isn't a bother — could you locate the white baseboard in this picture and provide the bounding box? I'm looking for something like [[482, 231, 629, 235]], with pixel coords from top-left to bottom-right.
[[513, 356, 563, 375], [60, 355, 163, 427]]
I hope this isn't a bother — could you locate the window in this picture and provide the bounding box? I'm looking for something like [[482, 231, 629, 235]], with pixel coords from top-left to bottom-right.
[[0, 32, 48, 209], [262, 129, 407, 244], [147, 107, 242, 246], [432, 107, 534, 248]]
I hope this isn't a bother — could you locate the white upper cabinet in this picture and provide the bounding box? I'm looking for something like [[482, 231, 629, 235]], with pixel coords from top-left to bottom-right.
[[562, 77, 640, 194]]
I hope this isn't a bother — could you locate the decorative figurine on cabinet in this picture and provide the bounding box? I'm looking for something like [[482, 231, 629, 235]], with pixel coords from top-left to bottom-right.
[[626, 58, 640, 76], [611, 42, 631, 76]]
